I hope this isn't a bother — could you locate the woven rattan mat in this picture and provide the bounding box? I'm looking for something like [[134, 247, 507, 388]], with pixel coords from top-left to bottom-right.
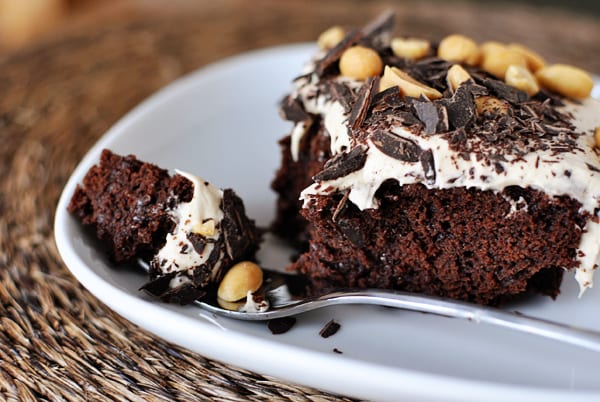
[[0, 0, 598, 400]]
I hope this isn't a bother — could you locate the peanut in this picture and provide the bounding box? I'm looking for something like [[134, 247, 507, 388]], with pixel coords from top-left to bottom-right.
[[379, 65, 442, 99], [505, 64, 540, 96], [437, 34, 479, 65], [317, 25, 345, 50], [391, 37, 430, 60], [480, 45, 527, 79], [447, 64, 472, 92], [480, 41, 505, 56], [193, 219, 216, 237], [475, 96, 510, 116], [508, 43, 546, 72], [535, 64, 594, 99], [217, 261, 263, 302], [595, 127, 600, 150], [339, 45, 383, 80]]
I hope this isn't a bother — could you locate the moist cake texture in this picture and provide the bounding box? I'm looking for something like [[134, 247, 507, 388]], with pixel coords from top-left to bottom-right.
[[68, 149, 261, 304], [272, 12, 600, 304]]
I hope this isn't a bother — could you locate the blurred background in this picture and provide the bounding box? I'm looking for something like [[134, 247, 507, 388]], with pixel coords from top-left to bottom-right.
[[1, 0, 599, 53]]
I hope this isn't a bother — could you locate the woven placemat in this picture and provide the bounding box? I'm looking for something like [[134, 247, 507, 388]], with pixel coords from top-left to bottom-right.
[[0, 0, 598, 400]]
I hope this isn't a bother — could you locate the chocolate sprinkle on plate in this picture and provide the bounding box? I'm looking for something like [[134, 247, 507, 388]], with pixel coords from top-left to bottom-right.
[[319, 319, 341, 338], [267, 317, 297, 335]]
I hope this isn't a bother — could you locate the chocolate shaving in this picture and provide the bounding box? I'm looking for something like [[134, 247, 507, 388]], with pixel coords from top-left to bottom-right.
[[326, 81, 356, 113], [319, 319, 341, 338], [140, 274, 207, 305], [408, 58, 453, 91], [332, 190, 350, 222], [315, 29, 362, 76], [280, 95, 310, 122], [314, 146, 368, 181], [187, 233, 207, 255], [333, 348, 343, 354], [221, 189, 260, 261], [479, 77, 529, 105], [372, 130, 423, 162], [268, 317, 296, 334], [360, 10, 395, 49], [371, 86, 402, 111], [411, 98, 449, 134], [420, 149, 436, 184], [440, 83, 479, 130], [349, 76, 380, 130], [587, 163, 600, 173]]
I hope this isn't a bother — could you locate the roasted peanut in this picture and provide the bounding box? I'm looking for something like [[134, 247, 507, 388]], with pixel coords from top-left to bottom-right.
[[505, 64, 539, 96], [447, 64, 472, 91], [379, 65, 442, 99], [535, 64, 594, 99], [339, 45, 383, 80], [475, 96, 510, 116], [193, 219, 216, 237], [391, 37, 430, 60], [480, 45, 527, 79], [595, 127, 600, 150], [217, 261, 263, 302], [317, 25, 345, 50], [480, 41, 505, 56], [508, 43, 546, 72], [437, 34, 479, 65]]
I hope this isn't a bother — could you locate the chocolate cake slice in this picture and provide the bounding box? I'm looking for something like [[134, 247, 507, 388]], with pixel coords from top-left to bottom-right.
[[68, 149, 261, 304], [272, 13, 600, 304]]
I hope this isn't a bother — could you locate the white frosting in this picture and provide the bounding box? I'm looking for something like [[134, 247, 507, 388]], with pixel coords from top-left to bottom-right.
[[153, 171, 225, 285], [289, 63, 600, 294], [240, 290, 270, 313]]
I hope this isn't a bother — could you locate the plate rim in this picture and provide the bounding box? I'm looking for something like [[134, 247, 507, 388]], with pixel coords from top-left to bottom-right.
[[53, 44, 600, 402]]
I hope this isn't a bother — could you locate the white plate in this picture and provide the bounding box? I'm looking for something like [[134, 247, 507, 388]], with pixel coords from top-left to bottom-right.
[[54, 44, 600, 402]]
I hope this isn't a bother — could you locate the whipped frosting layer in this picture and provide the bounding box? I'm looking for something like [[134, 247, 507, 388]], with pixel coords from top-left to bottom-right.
[[288, 53, 600, 295], [153, 170, 225, 286]]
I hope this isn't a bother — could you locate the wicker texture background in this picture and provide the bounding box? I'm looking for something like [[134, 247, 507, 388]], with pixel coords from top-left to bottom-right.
[[0, 0, 598, 400]]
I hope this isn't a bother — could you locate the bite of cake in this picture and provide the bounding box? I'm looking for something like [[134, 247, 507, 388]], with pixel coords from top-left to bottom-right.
[[271, 12, 600, 305], [68, 149, 261, 304]]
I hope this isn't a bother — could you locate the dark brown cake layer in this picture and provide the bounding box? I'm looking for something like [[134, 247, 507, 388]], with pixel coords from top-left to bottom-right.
[[68, 149, 192, 263], [271, 117, 330, 245], [292, 181, 586, 305]]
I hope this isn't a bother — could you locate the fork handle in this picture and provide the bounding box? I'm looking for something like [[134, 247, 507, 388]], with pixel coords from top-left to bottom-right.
[[317, 290, 600, 353]]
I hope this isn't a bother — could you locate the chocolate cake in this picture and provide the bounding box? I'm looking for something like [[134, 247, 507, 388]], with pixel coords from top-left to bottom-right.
[[272, 12, 600, 304], [69, 149, 261, 304]]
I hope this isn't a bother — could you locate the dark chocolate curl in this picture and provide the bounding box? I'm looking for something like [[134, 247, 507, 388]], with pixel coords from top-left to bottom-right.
[[360, 10, 395, 48], [420, 149, 436, 184], [349, 76, 380, 131], [280, 95, 310, 122], [480, 78, 529, 105], [314, 146, 368, 181], [371, 130, 423, 162], [412, 99, 449, 134], [315, 29, 362, 76]]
